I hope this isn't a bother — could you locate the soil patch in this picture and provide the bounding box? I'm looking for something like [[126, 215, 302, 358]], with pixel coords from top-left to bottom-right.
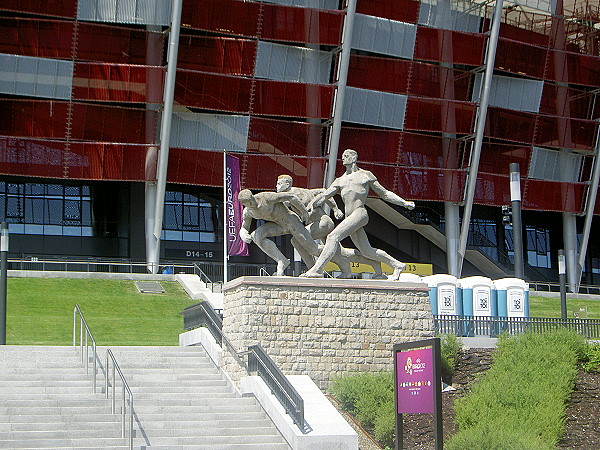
[[334, 349, 600, 449]]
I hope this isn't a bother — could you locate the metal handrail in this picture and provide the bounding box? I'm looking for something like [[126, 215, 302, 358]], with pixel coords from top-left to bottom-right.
[[105, 349, 134, 450], [248, 344, 308, 432], [181, 301, 308, 432], [73, 304, 97, 393]]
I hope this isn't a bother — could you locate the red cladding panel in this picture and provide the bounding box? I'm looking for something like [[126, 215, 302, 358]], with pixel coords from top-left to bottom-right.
[[182, 0, 259, 38], [178, 36, 256, 75], [72, 63, 165, 104], [339, 127, 402, 164], [497, 20, 550, 47], [474, 172, 510, 206], [485, 108, 536, 145], [182, 0, 343, 46], [0, 18, 73, 59], [566, 53, 600, 88], [394, 166, 465, 203], [478, 143, 532, 175], [174, 71, 250, 113], [348, 56, 410, 94], [534, 115, 597, 151], [0, 138, 149, 181], [248, 118, 324, 158], [0, 0, 77, 18], [242, 154, 326, 190], [414, 27, 485, 66], [356, 0, 420, 23], [540, 84, 597, 120], [252, 80, 334, 119], [495, 38, 547, 79], [0, 100, 69, 139], [404, 98, 475, 134], [523, 179, 585, 213], [261, 4, 343, 45], [76, 23, 162, 65]]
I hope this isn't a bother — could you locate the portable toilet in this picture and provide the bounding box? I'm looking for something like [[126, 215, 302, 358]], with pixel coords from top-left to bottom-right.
[[460, 276, 496, 317], [494, 278, 529, 318], [422, 274, 462, 316], [459, 276, 496, 337]]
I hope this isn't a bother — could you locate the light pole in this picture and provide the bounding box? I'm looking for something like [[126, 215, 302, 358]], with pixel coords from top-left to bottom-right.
[[558, 249, 567, 320], [509, 163, 524, 279], [0, 222, 8, 345]]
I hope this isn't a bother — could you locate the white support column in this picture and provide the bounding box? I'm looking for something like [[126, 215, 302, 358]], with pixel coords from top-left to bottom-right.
[[576, 124, 600, 290], [562, 212, 578, 293], [150, 0, 183, 273], [457, 0, 504, 276], [324, 0, 357, 188], [445, 203, 460, 277]]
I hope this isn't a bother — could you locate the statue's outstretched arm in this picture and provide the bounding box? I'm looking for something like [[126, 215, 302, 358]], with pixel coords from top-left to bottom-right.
[[371, 180, 415, 210], [308, 184, 338, 211]]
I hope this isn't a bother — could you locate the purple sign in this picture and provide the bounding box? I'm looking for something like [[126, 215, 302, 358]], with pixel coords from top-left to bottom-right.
[[225, 154, 248, 256], [396, 347, 435, 414]]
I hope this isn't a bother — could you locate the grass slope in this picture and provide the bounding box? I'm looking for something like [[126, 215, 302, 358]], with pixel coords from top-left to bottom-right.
[[6, 278, 197, 346], [529, 295, 600, 319]]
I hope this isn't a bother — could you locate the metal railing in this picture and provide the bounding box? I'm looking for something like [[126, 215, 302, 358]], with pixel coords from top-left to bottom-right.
[[10, 256, 196, 275], [105, 349, 134, 450], [529, 281, 600, 295], [181, 301, 308, 432], [435, 314, 600, 339], [73, 304, 98, 393], [248, 344, 307, 432]]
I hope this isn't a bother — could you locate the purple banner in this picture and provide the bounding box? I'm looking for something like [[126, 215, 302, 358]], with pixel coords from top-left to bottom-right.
[[396, 347, 435, 414], [225, 154, 248, 256]]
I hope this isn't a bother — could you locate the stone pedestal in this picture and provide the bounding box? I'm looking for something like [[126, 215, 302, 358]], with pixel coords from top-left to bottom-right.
[[223, 276, 434, 389]]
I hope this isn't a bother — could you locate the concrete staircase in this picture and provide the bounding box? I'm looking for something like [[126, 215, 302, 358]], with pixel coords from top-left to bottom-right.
[[0, 345, 291, 449]]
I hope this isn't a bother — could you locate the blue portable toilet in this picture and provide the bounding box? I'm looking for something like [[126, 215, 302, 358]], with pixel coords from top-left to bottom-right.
[[494, 278, 529, 318], [460, 276, 496, 317], [422, 274, 462, 316], [459, 276, 496, 337]]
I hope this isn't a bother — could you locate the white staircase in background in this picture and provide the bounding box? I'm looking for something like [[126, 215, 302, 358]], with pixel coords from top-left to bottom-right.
[[0, 345, 290, 449]]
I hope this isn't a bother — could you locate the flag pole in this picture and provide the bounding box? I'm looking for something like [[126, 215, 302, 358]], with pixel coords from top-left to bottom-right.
[[223, 150, 228, 284]]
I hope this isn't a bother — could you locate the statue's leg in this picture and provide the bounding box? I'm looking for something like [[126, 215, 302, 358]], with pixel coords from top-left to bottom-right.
[[291, 235, 315, 268], [350, 228, 405, 281], [300, 210, 366, 278], [339, 247, 384, 278], [251, 222, 290, 276]]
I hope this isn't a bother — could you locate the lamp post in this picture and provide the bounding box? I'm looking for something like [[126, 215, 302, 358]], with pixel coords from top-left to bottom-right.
[[558, 249, 567, 320], [509, 163, 524, 279], [0, 222, 8, 345]]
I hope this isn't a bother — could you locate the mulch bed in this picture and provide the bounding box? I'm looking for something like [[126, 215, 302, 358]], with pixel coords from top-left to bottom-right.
[[343, 349, 600, 449]]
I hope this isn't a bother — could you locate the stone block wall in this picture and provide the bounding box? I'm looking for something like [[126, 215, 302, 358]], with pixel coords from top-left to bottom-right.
[[223, 276, 434, 389]]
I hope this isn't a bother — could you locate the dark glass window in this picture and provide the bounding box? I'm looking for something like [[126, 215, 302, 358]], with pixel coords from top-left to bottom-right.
[[0, 181, 92, 236], [162, 190, 217, 242]]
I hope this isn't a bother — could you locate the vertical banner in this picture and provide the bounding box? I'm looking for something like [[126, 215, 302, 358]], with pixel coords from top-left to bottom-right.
[[225, 153, 248, 257]]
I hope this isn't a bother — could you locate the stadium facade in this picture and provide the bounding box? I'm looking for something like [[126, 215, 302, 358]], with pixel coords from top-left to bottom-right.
[[0, 0, 599, 289]]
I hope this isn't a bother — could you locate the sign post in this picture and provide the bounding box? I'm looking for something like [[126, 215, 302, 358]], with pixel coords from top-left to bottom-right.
[[394, 338, 442, 449]]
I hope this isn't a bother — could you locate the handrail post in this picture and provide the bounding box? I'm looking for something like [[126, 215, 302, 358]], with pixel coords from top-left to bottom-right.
[[122, 380, 126, 437]]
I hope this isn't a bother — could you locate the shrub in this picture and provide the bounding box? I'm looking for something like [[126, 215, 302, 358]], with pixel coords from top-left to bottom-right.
[[329, 372, 395, 448], [581, 342, 600, 373], [448, 329, 585, 449], [439, 333, 462, 381]]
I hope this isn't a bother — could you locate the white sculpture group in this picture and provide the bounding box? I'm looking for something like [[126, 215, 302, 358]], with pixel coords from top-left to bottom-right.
[[238, 149, 415, 280]]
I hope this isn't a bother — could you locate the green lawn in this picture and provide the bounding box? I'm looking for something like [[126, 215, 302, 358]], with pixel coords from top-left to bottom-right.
[[529, 295, 600, 319], [6, 278, 197, 346]]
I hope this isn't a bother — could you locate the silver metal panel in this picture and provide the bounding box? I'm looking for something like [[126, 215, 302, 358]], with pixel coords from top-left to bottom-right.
[[170, 112, 250, 152], [418, 0, 482, 33], [352, 14, 416, 59], [343, 87, 407, 130], [472, 74, 543, 113], [529, 147, 582, 183], [0, 54, 73, 99], [254, 41, 332, 84], [513, 0, 556, 14], [77, 0, 171, 25], [261, 0, 339, 9]]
